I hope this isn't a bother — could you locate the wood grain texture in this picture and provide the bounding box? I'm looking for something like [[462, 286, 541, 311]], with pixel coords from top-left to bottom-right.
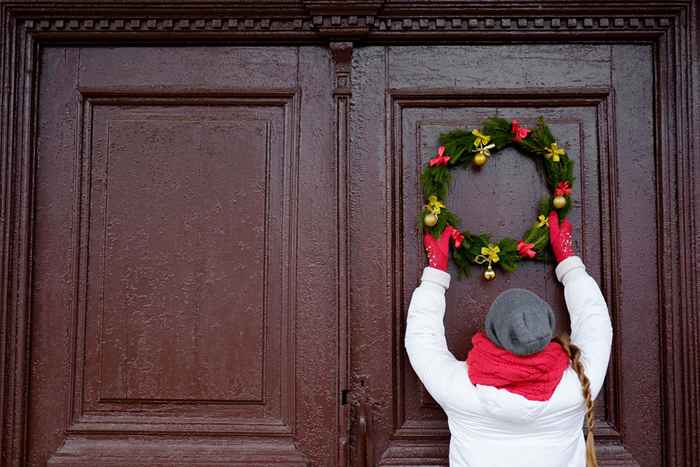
[[5, 45, 338, 466], [0, 1, 697, 467]]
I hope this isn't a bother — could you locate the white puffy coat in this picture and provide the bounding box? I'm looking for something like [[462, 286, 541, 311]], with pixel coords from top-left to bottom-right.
[[404, 256, 613, 467]]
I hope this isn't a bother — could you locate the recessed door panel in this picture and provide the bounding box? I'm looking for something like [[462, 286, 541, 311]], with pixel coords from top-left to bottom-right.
[[29, 46, 337, 467]]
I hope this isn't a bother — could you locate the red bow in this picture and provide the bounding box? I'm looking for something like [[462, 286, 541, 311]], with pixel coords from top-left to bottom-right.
[[554, 181, 572, 197], [429, 146, 450, 167], [511, 119, 530, 142], [517, 240, 536, 258], [450, 229, 464, 248]]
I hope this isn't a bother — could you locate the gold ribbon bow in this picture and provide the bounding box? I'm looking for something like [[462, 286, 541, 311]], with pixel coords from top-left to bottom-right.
[[476, 244, 500, 263], [472, 129, 491, 147], [427, 195, 445, 215], [544, 143, 565, 162], [472, 142, 496, 159]]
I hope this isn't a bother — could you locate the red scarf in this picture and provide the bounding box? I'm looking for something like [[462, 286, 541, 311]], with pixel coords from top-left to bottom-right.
[[467, 331, 570, 401]]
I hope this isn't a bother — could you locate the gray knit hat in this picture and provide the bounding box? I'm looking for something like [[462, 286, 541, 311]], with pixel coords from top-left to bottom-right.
[[485, 288, 555, 356]]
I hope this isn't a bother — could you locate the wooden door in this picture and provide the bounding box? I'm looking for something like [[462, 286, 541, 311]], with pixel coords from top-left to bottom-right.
[[26, 46, 339, 466], [2, 4, 698, 467], [349, 45, 659, 466]]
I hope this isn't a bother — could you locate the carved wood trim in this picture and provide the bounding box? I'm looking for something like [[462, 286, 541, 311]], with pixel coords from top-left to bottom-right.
[[12, 13, 677, 43], [330, 40, 353, 467], [653, 11, 699, 466], [47, 437, 310, 466], [0, 0, 686, 43], [1, 1, 697, 466]]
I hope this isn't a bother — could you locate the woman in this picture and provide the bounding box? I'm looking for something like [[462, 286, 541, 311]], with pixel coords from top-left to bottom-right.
[[405, 212, 613, 467]]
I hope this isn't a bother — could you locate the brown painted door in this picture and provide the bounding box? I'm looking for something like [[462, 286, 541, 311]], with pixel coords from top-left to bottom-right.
[[30, 46, 339, 466], [350, 45, 658, 466], [13, 42, 675, 467]]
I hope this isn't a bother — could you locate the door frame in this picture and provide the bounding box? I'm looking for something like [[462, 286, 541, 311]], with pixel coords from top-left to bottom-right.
[[1, 1, 697, 466]]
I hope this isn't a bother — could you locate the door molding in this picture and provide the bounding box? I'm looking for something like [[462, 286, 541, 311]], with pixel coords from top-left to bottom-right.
[[1, 1, 697, 466], [0, 3, 687, 41]]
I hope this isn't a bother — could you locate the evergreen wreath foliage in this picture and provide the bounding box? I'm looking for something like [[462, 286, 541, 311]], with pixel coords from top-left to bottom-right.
[[418, 116, 575, 278]]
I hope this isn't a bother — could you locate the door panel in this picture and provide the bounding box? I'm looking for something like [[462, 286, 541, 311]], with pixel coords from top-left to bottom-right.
[[350, 45, 658, 466], [30, 46, 337, 466]]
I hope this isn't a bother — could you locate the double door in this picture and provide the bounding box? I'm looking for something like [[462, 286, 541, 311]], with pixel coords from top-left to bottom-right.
[[20, 43, 661, 466]]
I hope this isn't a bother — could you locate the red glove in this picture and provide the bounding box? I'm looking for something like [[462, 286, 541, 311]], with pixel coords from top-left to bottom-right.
[[423, 225, 457, 271], [548, 211, 575, 263]]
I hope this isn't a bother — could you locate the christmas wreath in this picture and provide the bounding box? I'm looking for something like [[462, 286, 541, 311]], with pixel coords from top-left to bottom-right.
[[418, 117, 574, 280]]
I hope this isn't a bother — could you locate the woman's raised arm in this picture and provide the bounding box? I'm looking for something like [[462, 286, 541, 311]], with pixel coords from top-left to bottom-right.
[[405, 266, 460, 406], [405, 226, 463, 407], [549, 212, 613, 399]]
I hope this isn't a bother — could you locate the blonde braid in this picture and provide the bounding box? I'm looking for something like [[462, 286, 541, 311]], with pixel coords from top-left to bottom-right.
[[553, 334, 598, 467]]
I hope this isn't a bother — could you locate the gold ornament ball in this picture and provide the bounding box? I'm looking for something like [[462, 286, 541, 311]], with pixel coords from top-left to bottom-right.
[[483, 266, 496, 281], [553, 195, 567, 209], [473, 154, 487, 167], [424, 213, 438, 227]]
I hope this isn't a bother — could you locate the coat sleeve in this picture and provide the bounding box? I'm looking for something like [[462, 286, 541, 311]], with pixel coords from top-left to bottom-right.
[[556, 256, 613, 400], [404, 266, 462, 408]]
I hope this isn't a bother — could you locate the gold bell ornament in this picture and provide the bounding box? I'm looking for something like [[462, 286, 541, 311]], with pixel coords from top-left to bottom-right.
[[552, 195, 567, 209], [424, 212, 438, 227], [472, 143, 495, 168], [473, 153, 488, 167], [552, 182, 572, 210], [424, 196, 445, 227], [483, 264, 496, 281], [471, 130, 495, 168]]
